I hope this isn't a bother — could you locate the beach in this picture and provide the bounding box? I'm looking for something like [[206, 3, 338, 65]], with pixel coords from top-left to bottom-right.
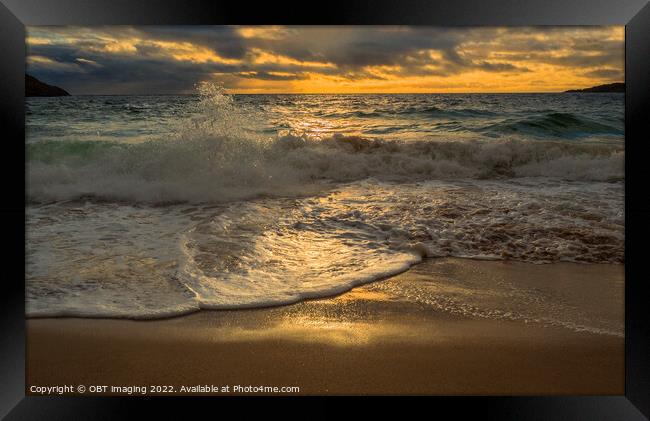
[[24, 27, 627, 398], [26, 257, 624, 395]]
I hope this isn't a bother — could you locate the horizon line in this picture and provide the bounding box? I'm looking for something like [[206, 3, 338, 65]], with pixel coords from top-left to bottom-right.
[[56, 89, 624, 96]]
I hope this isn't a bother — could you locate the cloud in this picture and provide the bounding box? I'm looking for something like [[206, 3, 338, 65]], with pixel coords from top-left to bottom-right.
[[26, 26, 624, 94], [75, 58, 102, 67], [27, 55, 84, 73], [582, 67, 624, 79]]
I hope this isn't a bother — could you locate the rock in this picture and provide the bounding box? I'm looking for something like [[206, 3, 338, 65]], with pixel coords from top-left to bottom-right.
[[26, 74, 70, 97], [564, 82, 624, 93]]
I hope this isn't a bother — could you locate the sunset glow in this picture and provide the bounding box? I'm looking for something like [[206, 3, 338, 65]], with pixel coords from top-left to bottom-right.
[[26, 26, 624, 94]]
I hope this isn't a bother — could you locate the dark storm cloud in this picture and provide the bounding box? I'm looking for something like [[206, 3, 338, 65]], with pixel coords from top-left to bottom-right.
[[26, 26, 624, 94], [136, 26, 249, 59]]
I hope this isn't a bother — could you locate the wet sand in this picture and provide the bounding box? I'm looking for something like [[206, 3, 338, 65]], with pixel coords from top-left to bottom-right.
[[26, 258, 624, 395]]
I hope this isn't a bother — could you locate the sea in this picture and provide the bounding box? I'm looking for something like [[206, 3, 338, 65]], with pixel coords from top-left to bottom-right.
[[26, 84, 625, 325]]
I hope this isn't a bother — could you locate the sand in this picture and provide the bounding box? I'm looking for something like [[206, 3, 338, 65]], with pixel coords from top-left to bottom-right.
[[26, 258, 624, 395]]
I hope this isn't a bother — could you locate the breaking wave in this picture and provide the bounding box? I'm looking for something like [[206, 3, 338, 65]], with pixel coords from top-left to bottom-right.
[[26, 135, 624, 204], [26, 83, 624, 204], [27, 134, 623, 204]]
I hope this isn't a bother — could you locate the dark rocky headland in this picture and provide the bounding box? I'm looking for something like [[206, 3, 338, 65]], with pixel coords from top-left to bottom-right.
[[565, 82, 624, 93], [26, 74, 70, 97]]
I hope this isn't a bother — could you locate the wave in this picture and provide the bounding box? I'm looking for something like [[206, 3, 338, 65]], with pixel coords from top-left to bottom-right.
[[26, 134, 623, 204], [408, 106, 499, 118], [483, 112, 623, 138], [26, 177, 624, 322], [27, 84, 624, 204], [313, 106, 618, 139], [321, 105, 499, 120]]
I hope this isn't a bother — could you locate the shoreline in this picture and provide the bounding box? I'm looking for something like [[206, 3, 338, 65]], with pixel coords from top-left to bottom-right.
[[25, 255, 624, 322], [26, 257, 624, 395]]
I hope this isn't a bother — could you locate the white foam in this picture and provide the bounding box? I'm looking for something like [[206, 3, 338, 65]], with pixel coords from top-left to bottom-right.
[[27, 178, 623, 320]]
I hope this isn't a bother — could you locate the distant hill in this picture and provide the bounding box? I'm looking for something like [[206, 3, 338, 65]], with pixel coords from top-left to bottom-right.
[[26, 74, 70, 97], [565, 82, 624, 93]]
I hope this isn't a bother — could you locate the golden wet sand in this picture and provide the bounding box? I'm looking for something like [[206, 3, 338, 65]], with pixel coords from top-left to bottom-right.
[[26, 258, 624, 395]]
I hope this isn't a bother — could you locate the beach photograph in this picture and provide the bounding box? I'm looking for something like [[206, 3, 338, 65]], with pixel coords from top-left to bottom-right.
[[25, 26, 624, 395]]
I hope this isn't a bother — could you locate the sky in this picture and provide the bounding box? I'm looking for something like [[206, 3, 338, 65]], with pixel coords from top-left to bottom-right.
[[26, 26, 624, 94]]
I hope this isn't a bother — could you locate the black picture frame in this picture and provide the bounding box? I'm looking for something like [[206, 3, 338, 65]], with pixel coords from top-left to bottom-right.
[[1, 0, 649, 418]]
